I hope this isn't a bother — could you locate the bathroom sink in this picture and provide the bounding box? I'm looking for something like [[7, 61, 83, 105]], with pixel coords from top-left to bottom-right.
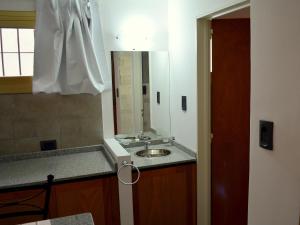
[[135, 149, 171, 158]]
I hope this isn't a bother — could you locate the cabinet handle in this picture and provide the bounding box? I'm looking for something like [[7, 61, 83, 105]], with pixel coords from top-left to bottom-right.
[[117, 161, 140, 185]]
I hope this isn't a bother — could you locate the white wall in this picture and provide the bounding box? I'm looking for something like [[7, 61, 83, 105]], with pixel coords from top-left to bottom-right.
[[99, 0, 168, 51], [248, 0, 300, 224], [149, 51, 170, 137], [98, 0, 169, 137], [168, 0, 246, 151], [0, 0, 34, 10]]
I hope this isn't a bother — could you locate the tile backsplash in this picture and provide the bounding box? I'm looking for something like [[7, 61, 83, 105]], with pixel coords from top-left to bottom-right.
[[0, 93, 103, 155]]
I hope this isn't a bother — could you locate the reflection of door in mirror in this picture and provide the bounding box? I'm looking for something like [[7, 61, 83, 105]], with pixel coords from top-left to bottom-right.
[[112, 52, 144, 135], [112, 51, 171, 138]]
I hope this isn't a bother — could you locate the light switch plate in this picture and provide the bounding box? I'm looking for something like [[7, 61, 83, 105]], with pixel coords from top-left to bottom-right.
[[259, 120, 274, 150], [182, 96, 187, 111]]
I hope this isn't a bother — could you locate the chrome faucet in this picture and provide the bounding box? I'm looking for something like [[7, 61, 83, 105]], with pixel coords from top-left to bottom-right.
[[138, 131, 145, 140], [144, 141, 151, 150], [138, 131, 151, 141], [168, 136, 175, 145]]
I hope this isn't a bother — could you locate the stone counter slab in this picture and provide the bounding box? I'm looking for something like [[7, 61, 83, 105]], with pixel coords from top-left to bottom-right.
[[126, 143, 196, 170], [0, 145, 115, 190], [21, 213, 94, 225]]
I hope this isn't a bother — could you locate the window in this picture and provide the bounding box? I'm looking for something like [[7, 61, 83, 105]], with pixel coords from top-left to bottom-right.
[[0, 28, 34, 76], [0, 11, 35, 94]]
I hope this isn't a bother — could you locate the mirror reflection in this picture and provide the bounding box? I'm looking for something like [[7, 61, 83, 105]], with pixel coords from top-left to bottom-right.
[[111, 51, 171, 141]]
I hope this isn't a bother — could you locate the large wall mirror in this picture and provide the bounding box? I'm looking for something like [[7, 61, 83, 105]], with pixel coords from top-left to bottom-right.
[[111, 51, 171, 140]]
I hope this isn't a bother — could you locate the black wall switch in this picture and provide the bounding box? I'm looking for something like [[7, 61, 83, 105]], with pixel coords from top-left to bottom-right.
[[157, 92, 160, 104], [143, 85, 147, 95], [259, 120, 274, 150], [40, 140, 57, 151], [182, 96, 187, 111]]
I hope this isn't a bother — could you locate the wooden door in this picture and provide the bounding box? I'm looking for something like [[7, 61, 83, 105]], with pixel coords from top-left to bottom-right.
[[211, 19, 250, 225], [51, 177, 120, 225], [132, 163, 197, 225]]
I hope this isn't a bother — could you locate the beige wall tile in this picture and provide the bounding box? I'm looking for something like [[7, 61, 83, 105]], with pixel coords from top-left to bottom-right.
[[0, 139, 16, 155], [0, 93, 103, 155], [60, 135, 102, 149], [0, 119, 14, 140], [60, 135, 85, 149], [14, 94, 60, 120], [80, 135, 103, 146], [60, 117, 82, 136], [35, 120, 60, 138], [15, 138, 41, 153], [13, 120, 37, 139], [58, 94, 101, 118], [80, 117, 102, 136], [0, 95, 16, 118]]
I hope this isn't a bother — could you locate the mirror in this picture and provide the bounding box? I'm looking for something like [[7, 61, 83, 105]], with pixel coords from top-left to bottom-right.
[[111, 51, 171, 140]]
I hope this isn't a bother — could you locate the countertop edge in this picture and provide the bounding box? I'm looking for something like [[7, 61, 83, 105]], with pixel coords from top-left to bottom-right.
[[134, 159, 197, 171], [0, 145, 117, 192], [0, 170, 117, 192]]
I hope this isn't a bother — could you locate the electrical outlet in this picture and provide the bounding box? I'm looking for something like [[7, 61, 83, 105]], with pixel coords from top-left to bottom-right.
[[40, 140, 57, 151]]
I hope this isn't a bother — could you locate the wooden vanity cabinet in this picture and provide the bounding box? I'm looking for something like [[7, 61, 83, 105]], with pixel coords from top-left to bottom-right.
[[132, 163, 197, 225], [0, 164, 196, 225], [0, 175, 120, 225], [0, 189, 46, 225], [50, 175, 120, 225]]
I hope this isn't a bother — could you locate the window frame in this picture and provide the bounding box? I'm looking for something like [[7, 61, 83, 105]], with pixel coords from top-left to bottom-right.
[[0, 11, 35, 94]]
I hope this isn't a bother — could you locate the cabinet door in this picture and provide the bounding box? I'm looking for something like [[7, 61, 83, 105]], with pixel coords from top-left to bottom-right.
[[0, 189, 45, 225], [133, 163, 197, 225], [51, 177, 120, 225]]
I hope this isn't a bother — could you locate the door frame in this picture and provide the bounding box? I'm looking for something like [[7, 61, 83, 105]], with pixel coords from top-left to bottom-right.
[[131, 52, 144, 134], [196, 2, 250, 225]]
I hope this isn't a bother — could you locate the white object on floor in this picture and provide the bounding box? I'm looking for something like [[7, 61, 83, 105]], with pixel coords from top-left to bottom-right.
[[21, 221, 51, 225]]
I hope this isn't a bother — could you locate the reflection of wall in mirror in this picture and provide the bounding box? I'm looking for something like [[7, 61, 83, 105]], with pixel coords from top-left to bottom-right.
[[113, 51, 170, 137], [149, 51, 170, 137]]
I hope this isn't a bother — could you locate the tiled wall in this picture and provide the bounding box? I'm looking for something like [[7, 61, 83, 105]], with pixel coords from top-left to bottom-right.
[[0, 93, 103, 155]]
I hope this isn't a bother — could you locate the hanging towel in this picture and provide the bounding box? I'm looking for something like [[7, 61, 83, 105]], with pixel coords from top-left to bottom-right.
[[33, 0, 110, 95]]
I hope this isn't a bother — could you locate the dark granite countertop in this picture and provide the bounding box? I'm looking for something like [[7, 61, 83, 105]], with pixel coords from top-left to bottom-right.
[[0, 141, 196, 191], [21, 213, 94, 225], [0, 145, 116, 190], [125, 141, 197, 170]]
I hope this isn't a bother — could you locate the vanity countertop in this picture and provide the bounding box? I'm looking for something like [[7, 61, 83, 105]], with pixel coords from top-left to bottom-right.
[[115, 131, 166, 145], [22, 213, 94, 225], [0, 145, 115, 191], [125, 142, 197, 170]]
